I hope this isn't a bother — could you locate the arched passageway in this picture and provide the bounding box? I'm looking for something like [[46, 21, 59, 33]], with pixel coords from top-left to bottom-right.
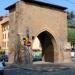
[[37, 31, 56, 62], [33, 31, 56, 62]]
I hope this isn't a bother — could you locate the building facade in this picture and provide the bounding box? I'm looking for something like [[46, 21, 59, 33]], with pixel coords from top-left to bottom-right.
[[0, 17, 3, 52], [0, 16, 9, 55], [6, 0, 71, 63]]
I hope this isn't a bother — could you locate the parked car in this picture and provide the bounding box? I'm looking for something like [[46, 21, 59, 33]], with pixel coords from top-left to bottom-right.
[[32, 50, 42, 61], [0, 55, 8, 62], [71, 48, 75, 57]]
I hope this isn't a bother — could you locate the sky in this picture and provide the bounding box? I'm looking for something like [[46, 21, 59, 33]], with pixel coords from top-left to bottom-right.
[[0, 0, 75, 16]]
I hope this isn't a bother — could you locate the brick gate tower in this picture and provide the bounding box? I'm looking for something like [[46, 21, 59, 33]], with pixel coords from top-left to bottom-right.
[[6, 0, 71, 64]]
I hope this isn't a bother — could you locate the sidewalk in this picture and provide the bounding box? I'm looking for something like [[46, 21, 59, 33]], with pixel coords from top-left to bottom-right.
[[33, 61, 75, 68]]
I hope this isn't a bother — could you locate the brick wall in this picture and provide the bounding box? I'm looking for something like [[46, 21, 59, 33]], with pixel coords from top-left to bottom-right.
[[9, 1, 71, 63]]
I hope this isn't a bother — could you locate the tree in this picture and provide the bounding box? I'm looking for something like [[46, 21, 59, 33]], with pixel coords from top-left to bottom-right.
[[68, 28, 75, 47], [67, 11, 75, 27], [67, 11, 75, 47]]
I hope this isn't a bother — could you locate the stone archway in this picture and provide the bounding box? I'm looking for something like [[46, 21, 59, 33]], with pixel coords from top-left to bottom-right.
[[37, 31, 57, 62]]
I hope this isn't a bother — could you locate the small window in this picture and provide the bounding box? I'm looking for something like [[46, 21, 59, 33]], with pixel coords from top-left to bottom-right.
[[5, 34, 6, 39], [3, 34, 4, 39], [2, 42, 6, 47]]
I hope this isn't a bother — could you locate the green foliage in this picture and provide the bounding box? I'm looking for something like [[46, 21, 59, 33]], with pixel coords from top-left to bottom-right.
[[68, 28, 75, 45], [67, 11, 75, 20], [67, 11, 75, 27]]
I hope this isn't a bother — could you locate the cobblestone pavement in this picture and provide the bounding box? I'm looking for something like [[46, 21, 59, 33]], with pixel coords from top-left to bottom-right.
[[4, 63, 75, 75]]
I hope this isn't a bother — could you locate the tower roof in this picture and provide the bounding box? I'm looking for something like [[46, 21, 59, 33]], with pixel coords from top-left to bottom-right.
[[5, 0, 67, 10]]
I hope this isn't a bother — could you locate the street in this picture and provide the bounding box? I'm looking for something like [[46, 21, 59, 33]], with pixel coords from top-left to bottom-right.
[[4, 67, 75, 75], [4, 63, 75, 75]]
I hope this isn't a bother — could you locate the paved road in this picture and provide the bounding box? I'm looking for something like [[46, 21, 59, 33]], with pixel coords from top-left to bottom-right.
[[4, 65, 75, 75], [4, 68, 75, 75]]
